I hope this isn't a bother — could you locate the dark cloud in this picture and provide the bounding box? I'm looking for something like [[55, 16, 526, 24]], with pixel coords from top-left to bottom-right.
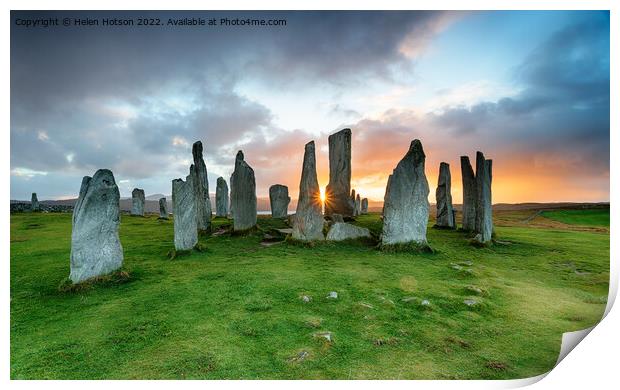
[[11, 10, 454, 199]]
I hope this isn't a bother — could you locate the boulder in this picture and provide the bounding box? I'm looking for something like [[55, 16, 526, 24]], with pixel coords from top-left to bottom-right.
[[70, 169, 123, 283], [381, 139, 430, 246], [292, 141, 324, 241], [31, 192, 40, 212], [331, 213, 344, 223], [460, 156, 477, 231], [158, 197, 168, 219], [435, 162, 455, 228], [215, 176, 229, 217], [326, 222, 371, 241], [172, 175, 198, 250], [131, 188, 145, 216], [324, 128, 355, 218], [230, 150, 257, 231], [191, 141, 211, 232], [475, 151, 493, 243], [269, 184, 290, 218]]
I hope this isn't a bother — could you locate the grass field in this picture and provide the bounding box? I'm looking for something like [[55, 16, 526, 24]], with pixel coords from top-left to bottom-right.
[[541, 209, 610, 227], [10, 208, 609, 379]]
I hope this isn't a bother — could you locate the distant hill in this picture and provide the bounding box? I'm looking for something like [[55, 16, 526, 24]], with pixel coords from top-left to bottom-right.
[[10, 198, 609, 214]]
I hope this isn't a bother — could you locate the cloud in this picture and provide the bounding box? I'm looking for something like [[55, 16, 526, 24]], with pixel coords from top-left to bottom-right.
[[10, 10, 458, 199], [344, 19, 609, 203]]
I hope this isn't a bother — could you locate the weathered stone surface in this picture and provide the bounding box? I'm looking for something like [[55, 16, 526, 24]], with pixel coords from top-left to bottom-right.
[[215, 176, 229, 218], [331, 213, 344, 223], [350, 189, 357, 216], [460, 156, 477, 231], [381, 139, 430, 246], [361, 198, 368, 214], [31, 193, 40, 212], [325, 128, 355, 218], [172, 175, 198, 250], [326, 222, 371, 241], [435, 162, 455, 228], [355, 194, 362, 216], [70, 169, 123, 283], [230, 150, 257, 231], [475, 151, 493, 243], [269, 184, 290, 218], [292, 141, 324, 241], [191, 141, 212, 232], [131, 188, 145, 216], [158, 197, 168, 219]]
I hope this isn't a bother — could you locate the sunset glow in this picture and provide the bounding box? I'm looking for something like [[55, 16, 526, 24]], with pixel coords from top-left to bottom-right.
[[10, 11, 609, 204]]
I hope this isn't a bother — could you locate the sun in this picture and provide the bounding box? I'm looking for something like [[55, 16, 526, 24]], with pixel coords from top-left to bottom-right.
[[319, 187, 326, 203]]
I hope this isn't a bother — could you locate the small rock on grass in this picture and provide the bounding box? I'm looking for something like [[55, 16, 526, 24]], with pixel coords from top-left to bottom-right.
[[314, 331, 333, 343], [463, 298, 479, 307], [301, 295, 312, 302], [288, 350, 310, 363], [327, 291, 338, 299]]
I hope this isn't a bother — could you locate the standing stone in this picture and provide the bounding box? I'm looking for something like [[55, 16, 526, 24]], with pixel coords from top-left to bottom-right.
[[31, 192, 40, 212], [131, 188, 145, 216], [172, 175, 198, 250], [215, 177, 229, 218], [269, 184, 290, 218], [350, 189, 357, 216], [159, 197, 169, 219], [381, 140, 430, 246], [191, 141, 211, 233], [355, 194, 362, 216], [460, 156, 477, 231], [292, 141, 324, 241], [325, 128, 355, 218], [230, 150, 257, 231], [475, 151, 493, 243], [435, 162, 455, 228], [229, 173, 235, 219], [361, 198, 369, 214], [70, 169, 123, 283]]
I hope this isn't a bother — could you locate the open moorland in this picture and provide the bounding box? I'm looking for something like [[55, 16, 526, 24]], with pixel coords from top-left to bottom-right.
[[10, 207, 609, 379]]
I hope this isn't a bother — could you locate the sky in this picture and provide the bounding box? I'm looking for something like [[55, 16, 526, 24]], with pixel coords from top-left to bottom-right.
[[10, 10, 610, 203]]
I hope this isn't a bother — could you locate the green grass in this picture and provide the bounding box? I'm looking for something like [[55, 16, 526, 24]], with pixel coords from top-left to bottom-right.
[[541, 208, 610, 227], [10, 211, 609, 379]]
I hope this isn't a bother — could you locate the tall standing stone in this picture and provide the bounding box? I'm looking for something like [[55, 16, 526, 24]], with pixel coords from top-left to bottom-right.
[[70, 169, 123, 283], [215, 177, 229, 218], [159, 197, 169, 219], [355, 194, 362, 216], [325, 128, 355, 218], [361, 198, 369, 214], [460, 156, 477, 231], [475, 151, 493, 243], [191, 141, 211, 233], [292, 141, 324, 241], [172, 175, 198, 250], [350, 189, 357, 216], [31, 192, 40, 212], [131, 188, 145, 216], [230, 150, 257, 231], [381, 140, 430, 247], [435, 162, 455, 228], [269, 184, 290, 218]]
